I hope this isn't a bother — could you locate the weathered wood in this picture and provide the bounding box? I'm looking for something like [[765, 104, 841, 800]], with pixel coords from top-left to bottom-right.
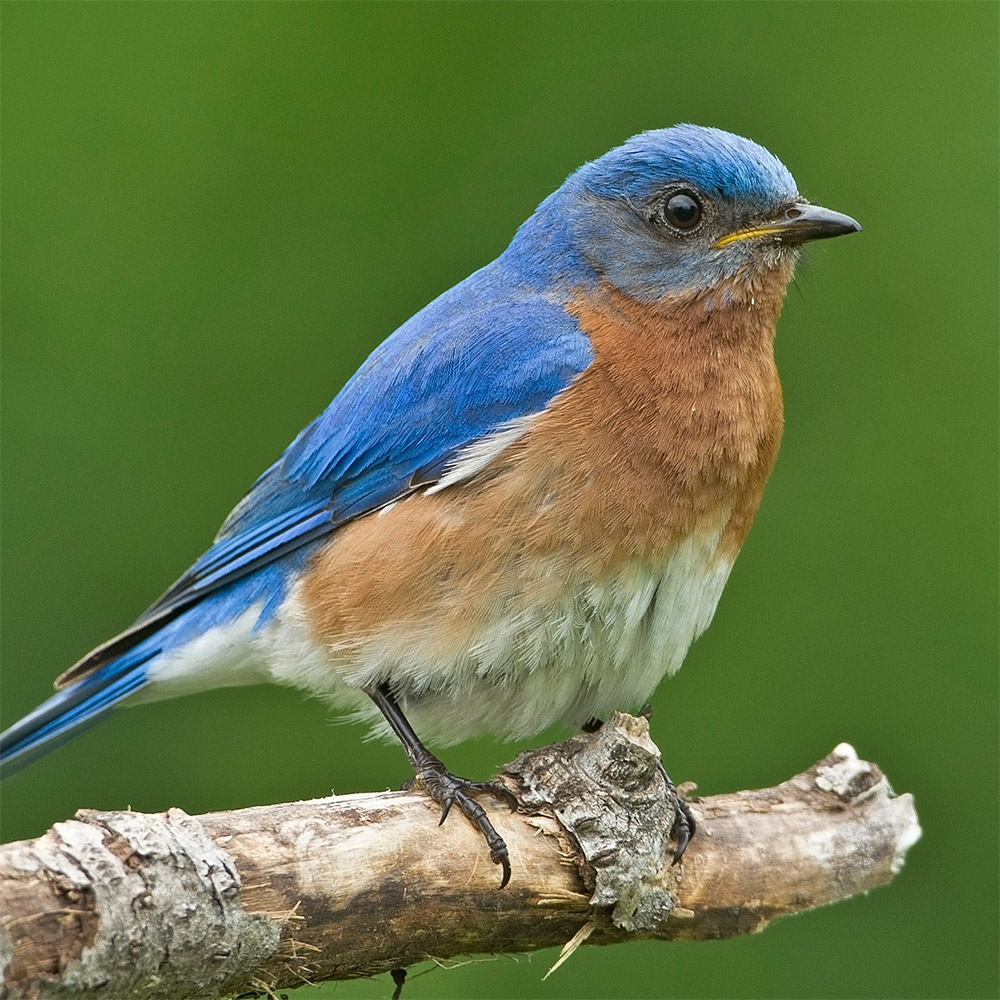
[[0, 715, 920, 1000]]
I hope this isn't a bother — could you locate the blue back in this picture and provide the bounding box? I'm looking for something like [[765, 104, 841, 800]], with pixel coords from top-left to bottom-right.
[[142, 264, 593, 634]]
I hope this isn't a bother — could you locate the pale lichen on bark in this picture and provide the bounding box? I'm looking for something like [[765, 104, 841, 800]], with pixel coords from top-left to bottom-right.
[[1, 808, 280, 999]]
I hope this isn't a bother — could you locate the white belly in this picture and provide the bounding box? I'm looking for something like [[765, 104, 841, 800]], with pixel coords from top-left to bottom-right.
[[258, 526, 734, 745]]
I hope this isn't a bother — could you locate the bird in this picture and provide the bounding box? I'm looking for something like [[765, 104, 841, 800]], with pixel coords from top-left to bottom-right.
[[0, 125, 860, 887]]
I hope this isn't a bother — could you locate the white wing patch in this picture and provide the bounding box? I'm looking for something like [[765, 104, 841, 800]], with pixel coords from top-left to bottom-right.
[[424, 414, 538, 494]]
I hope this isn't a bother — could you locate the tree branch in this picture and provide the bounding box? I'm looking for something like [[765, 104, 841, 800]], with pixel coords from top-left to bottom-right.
[[0, 714, 920, 1000]]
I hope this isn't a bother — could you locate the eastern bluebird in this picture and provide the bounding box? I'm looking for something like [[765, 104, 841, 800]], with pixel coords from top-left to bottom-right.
[[1, 125, 859, 886]]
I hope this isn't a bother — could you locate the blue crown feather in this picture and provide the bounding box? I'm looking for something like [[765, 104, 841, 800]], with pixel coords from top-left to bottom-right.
[[578, 124, 798, 205]]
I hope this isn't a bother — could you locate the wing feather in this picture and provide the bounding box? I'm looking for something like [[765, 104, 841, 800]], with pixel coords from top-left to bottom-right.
[[58, 286, 592, 688]]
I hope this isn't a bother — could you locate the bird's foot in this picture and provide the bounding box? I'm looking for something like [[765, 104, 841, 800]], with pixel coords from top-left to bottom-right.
[[407, 754, 517, 889], [659, 763, 696, 863]]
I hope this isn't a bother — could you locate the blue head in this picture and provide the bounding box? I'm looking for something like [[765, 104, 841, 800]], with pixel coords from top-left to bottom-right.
[[508, 125, 859, 302]]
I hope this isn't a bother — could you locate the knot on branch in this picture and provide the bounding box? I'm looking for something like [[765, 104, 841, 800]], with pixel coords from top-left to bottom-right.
[[813, 742, 889, 804], [504, 712, 678, 930]]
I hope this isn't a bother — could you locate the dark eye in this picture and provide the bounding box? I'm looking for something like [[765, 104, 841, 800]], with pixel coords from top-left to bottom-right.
[[659, 190, 702, 232]]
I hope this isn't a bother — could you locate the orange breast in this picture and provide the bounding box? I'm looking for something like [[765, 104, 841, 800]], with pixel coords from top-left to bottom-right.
[[545, 274, 788, 563], [298, 271, 788, 654]]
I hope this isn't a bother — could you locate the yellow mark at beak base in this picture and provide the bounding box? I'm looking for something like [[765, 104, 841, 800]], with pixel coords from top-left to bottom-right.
[[713, 204, 861, 249], [713, 226, 787, 249]]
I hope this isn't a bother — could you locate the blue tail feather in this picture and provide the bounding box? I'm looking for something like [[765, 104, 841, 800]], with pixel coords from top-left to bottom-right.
[[0, 652, 153, 778], [2, 552, 309, 778]]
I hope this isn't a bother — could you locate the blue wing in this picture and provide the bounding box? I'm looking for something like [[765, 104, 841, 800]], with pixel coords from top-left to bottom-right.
[[2, 271, 592, 774], [53, 275, 594, 689]]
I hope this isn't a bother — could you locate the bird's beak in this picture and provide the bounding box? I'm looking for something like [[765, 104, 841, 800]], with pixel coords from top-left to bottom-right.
[[714, 203, 862, 249]]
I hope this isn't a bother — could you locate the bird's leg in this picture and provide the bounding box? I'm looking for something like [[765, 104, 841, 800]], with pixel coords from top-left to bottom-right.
[[580, 705, 696, 863], [365, 682, 515, 889]]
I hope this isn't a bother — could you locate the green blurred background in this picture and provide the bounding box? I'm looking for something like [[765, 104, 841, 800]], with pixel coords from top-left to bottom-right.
[[2, 3, 996, 998]]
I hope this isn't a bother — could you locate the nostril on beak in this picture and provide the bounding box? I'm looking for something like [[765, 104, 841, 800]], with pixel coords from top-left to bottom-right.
[[785, 207, 802, 219]]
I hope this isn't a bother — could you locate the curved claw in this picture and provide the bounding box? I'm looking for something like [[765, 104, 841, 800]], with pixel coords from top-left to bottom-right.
[[438, 794, 454, 825], [416, 762, 513, 888], [658, 762, 696, 865], [670, 798, 695, 864], [494, 848, 512, 889], [480, 817, 512, 888]]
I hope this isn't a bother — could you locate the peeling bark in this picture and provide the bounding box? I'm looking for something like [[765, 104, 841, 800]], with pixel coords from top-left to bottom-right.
[[0, 715, 920, 1000]]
